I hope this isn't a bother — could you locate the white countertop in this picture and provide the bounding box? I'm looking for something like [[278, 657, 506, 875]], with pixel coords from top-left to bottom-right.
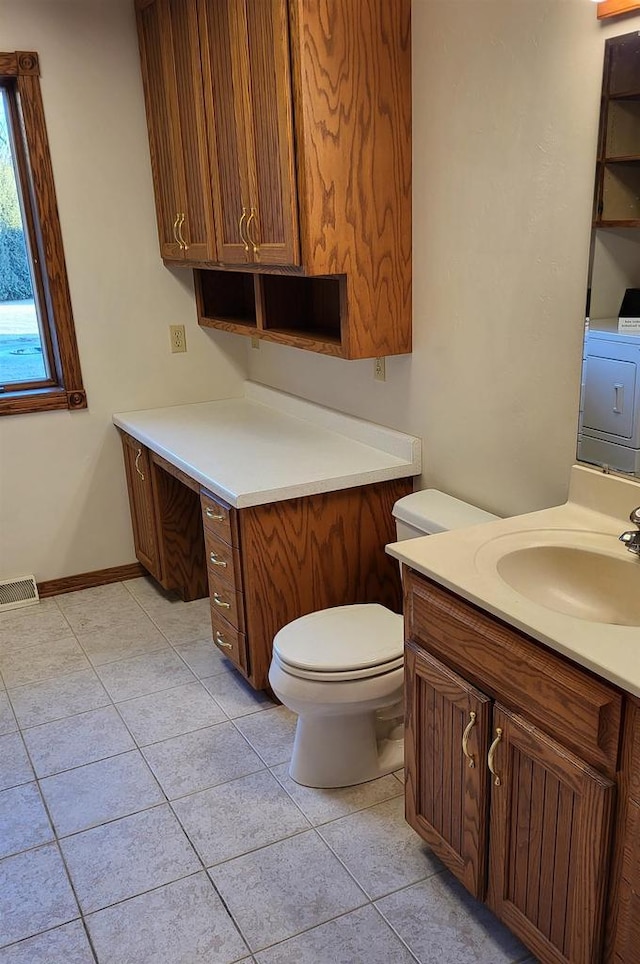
[[113, 383, 421, 508], [387, 465, 640, 697]]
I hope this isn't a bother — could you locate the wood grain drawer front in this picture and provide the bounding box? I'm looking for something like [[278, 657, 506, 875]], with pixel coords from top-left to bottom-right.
[[210, 603, 247, 673], [210, 583, 245, 635], [201, 490, 237, 546], [205, 530, 242, 593], [405, 571, 623, 777]]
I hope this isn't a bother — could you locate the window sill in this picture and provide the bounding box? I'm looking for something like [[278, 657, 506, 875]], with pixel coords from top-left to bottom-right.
[[0, 387, 87, 416]]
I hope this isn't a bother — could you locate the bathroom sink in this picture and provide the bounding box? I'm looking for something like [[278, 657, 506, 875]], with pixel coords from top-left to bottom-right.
[[495, 543, 640, 626]]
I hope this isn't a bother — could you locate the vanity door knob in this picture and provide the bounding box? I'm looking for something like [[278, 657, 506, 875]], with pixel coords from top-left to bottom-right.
[[205, 507, 224, 521], [134, 448, 145, 481], [487, 727, 503, 787], [461, 711, 477, 769], [209, 553, 227, 568]]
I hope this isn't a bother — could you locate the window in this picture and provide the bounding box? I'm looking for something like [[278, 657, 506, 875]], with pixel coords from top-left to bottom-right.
[[0, 51, 86, 415]]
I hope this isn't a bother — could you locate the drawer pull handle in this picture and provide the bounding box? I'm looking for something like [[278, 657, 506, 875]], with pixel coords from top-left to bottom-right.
[[209, 552, 227, 568], [215, 630, 232, 650], [134, 448, 145, 481], [213, 592, 230, 610], [488, 727, 503, 787], [461, 711, 476, 769], [205, 507, 224, 521]]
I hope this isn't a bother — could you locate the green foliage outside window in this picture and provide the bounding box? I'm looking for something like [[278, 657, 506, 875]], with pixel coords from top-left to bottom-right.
[[0, 110, 32, 301]]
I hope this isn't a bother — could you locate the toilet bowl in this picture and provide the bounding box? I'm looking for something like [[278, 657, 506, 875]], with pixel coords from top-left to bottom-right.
[[268, 490, 498, 788]]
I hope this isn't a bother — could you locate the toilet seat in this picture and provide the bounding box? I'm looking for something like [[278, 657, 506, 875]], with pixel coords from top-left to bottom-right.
[[272, 604, 404, 682]]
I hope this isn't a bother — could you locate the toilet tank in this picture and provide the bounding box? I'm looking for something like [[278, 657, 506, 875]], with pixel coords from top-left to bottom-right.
[[392, 489, 499, 541]]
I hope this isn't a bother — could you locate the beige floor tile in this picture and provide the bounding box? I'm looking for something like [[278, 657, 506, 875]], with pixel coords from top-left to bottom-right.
[[271, 764, 403, 826], [0, 844, 79, 948], [74, 620, 169, 667], [142, 721, 263, 799], [96, 648, 195, 701], [0, 920, 94, 963], [0, 636, 90, 688], [233, 705, 298, 766], [56, 585, 146, 635], [0, 692, 17, 736], [145, 597, 213, 645], [23, 705, 135, 777], [173, 769, 310, 866], [0, 783, 54, 859], [255, 904, 417, 964], [202, 667, 275, 718], [172, 638, 228, 679], [116, 681, 225, 746], [210, 830, 367, 952], [0, 734, 33, 791], [86, 872, 250, 964], [60, 805, 201, 914], [0, 602, 73, 655], [7, 669, 110, 729], [376, 874, 530, 964], [40, 750, 165, 837], [318, 796, 441, 900]]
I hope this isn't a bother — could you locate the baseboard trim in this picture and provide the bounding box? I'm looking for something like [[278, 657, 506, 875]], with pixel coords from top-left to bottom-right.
[[38, 563, 146, 599]]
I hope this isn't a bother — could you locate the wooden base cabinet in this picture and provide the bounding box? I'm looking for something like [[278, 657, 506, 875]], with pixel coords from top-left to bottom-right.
[[404, 571, 624, 964]]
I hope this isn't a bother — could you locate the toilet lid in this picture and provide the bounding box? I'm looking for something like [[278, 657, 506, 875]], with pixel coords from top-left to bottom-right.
[[273, 604, 404, 674]]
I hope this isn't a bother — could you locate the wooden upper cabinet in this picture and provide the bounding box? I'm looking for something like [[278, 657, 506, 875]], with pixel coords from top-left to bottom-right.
[[136, 0, 217, 261], [199, 0, 299, 266]]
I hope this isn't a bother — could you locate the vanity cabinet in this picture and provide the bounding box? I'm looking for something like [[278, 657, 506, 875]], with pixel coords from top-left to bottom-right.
[[405, 571, 621, 964], [135, 0, 411, 359], [121, 432, 164, 582], [135, 0, 216, 261]]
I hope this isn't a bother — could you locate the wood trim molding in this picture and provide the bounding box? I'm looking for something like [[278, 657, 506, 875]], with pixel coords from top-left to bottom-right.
[[597, 0, 640, 19], [38, 563, 146, 598]]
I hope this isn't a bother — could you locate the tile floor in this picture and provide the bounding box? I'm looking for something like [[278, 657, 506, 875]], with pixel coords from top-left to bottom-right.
[[0, 578, 538, 963]]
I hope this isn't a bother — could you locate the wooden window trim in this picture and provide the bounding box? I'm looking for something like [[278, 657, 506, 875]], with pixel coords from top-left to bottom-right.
[[0, 51, 86, 416]]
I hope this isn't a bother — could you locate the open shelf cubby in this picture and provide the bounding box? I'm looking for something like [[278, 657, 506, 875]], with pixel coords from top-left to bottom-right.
[[195, 269, 346, 353]]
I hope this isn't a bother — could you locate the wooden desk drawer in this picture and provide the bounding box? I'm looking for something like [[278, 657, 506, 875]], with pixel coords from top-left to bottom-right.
[[210, 604, 247, 673], [204, 530, 243, 592], [201, 490, 237, 546], [210, 584, 245, 634], [405, 571, 622, 776]]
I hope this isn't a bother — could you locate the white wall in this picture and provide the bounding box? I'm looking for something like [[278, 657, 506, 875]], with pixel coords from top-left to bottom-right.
[[248, 0, 640, 518], [0, 0, 247, 583]]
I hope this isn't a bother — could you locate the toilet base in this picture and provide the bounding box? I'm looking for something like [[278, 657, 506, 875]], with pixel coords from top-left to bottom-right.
[[288, 710, 404, 789]]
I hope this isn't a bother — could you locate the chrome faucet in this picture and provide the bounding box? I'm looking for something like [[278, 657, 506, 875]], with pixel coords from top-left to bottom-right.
[[619, 507, 640, 556]]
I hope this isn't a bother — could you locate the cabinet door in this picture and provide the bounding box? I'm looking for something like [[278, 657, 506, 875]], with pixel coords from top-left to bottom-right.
[[405, 641, 492, 899], [120, 435, 163, 582], [136, 0, 216, 262], [487, 705, 615, 964], [200, 0, 299, 266]]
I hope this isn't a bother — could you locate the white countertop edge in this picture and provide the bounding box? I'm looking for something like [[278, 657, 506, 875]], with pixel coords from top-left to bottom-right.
[[244, 382, 422, 467]]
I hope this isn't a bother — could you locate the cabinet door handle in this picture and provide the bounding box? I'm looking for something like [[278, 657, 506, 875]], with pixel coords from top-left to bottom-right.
[[215, 630, 232, 650], [488, 727, 503, 787], [246, 206, 259, 256], [134, 448, 145, 481], [213, 592, 230, 609], [209, 552, 227, 568], [172, 213, 180, 246], [461, 710, 477, 769], [205, 506, 224, 521], [177, 213, 188, 251], [239, 207, 249, 254]]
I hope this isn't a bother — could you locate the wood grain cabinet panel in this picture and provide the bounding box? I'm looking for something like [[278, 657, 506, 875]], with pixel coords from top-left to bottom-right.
[[404, 570, 625, 964], [136, 0, 217, 261], [121, 433, 163, 582]]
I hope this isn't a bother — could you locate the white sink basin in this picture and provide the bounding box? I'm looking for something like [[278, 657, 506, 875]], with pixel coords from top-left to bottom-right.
[[476, 529, 640, 626]]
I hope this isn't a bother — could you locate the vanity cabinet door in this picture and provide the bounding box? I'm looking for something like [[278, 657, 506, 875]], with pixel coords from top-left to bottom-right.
[[487, 705, 615, 964], [120, 434, 164, 582], [405, 641, 492, 900]]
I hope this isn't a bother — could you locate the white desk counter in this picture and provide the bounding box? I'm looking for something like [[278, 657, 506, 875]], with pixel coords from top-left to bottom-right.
[[113, 382, 421, 508]]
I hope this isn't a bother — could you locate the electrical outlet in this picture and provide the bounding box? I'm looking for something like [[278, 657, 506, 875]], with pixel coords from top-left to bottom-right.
[[169, 324, 187, 353], [251, 336, 260, 349], [374, 356, 386, 381]]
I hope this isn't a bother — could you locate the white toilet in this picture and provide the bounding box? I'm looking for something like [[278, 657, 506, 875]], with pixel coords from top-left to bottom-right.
[[268, 490, 498, 788]]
